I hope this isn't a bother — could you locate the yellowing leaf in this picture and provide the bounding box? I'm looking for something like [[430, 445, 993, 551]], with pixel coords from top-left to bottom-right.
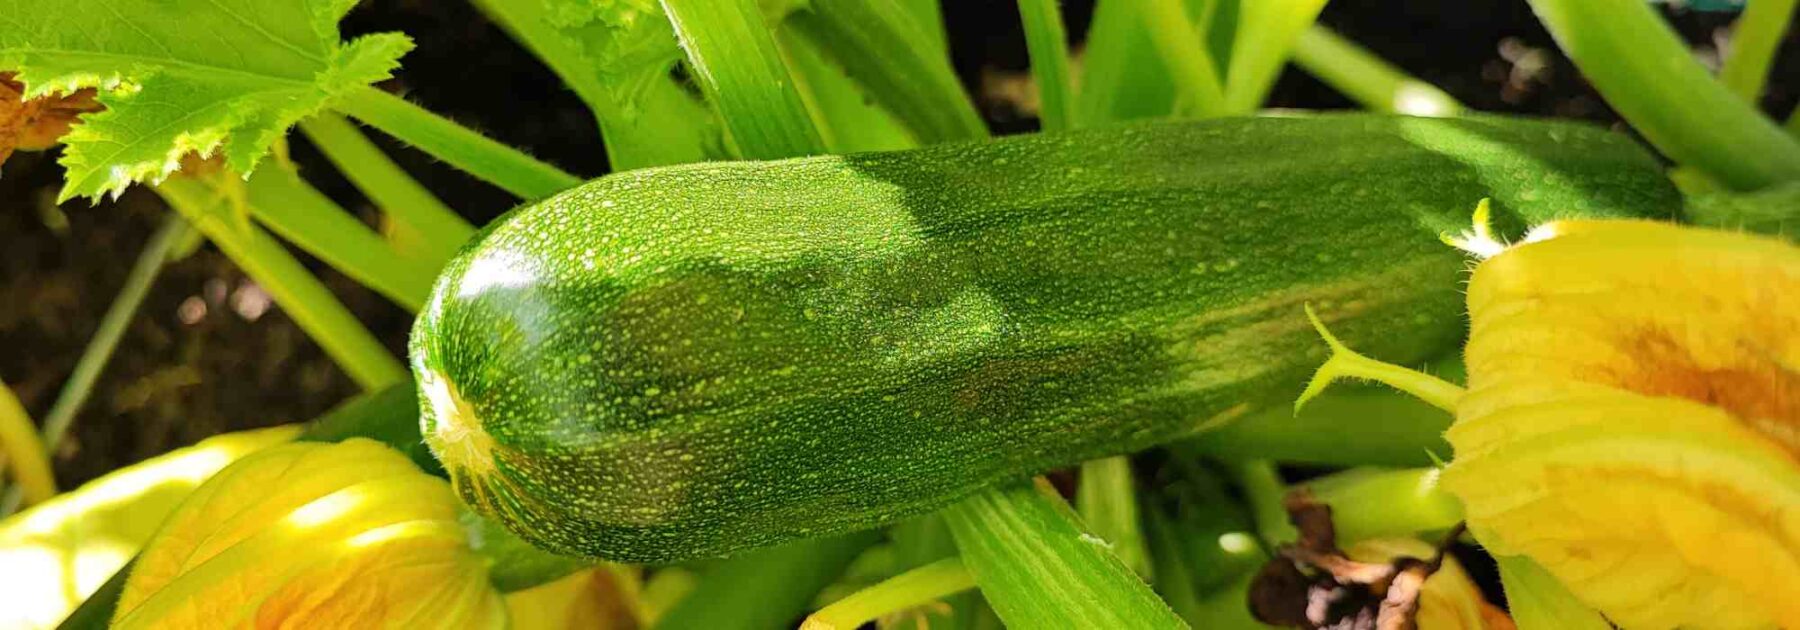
[[1443, 220, 1800, 629], [112, 438, 506, 629], [0, 71, 101, 165], [0, 0, 412, 200], [0, 425, 299, 630]]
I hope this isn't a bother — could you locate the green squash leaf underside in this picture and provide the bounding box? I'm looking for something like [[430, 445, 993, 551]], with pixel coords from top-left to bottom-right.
[[0, 0, 412, 201], [539, 0, 682, 112]]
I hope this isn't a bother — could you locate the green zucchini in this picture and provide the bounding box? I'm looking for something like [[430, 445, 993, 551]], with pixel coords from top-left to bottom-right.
[[410, 114, 1676, 563]]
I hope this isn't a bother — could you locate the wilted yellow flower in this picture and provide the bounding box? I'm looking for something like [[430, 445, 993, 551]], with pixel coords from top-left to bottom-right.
[[111, 438, 508, 629], [1343, 538, 1512, 630], [1303, 217, 1800, 629]]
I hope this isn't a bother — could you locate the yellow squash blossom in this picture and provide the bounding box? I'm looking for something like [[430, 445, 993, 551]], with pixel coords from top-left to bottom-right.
[[1302, 215, 1800, 629], [0, 425, 299, 629], [111, 438, 508, 629]]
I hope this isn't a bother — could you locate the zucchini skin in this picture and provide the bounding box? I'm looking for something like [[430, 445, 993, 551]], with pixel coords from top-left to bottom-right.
[[411, 114, 1677, 563]]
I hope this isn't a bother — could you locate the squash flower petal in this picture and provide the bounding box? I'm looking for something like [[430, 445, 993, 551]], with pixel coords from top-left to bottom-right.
[[1441, 220, 1800, 630], [111, 438, 508, 629]]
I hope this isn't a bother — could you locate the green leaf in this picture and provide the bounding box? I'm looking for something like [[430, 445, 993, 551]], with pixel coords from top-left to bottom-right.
[[0, 0, 412, 201], [471, 0, 720, 170], [943, 480, 1187, 630], [543, 0, 683, 109]]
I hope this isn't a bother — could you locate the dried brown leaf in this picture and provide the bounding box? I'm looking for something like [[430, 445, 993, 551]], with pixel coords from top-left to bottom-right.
[[0, 72, 102, 166]]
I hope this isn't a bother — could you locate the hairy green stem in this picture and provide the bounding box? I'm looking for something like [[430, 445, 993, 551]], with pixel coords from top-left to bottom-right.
[[1717, 0, 1798, 103], [943, 479, 1184, 629], [336, 87, 582, 199], [1230, 459, 1298, 545], [297, 113, 473, 264], [804, 558, 976, 630], [1291, 25, 1462, 116], [1303, 467, 1464, 542], [1076, 457, 1151, 579], [155, 178, 407, 391], [1181, 391, 1454, 467], [1527, 0, 1800, 190], [38, 214, 192, 452], [1016, 0, 1076, 131], [664, 0, 827, 159], [243, 167, 438, 311], [790, 0, 989, 143]]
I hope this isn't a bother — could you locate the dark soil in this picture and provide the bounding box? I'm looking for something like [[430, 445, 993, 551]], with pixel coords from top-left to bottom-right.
[[2, 1, 1794, 492]]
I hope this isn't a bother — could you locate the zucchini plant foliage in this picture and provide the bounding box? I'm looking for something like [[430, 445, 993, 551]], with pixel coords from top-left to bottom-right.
[[8, 0, 1795, 625], [0, 0, 412, 201], [411, 113, 1678, 563]]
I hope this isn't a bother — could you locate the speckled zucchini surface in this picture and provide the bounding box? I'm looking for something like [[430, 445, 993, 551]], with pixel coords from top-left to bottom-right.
[[410, 114, 1676, 563]]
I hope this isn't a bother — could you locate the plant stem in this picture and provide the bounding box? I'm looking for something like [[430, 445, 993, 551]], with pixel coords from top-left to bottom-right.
[[1230, 459, 1298, 545], [1291, 25, 1463, 116], [655, 532, 879, 630], [1303, 467, 1464, 543], [1684, 180, 1800, 241], [297, 113, 473, 264], [1077, 0, 1192, 124], [777, 27, 918, 153], [1139, 0, 1229, 118], [1221, 0, 1328, 114], [899, 0, 948, 52], [156, 178, 407, 391], [336, 87, 582, 199], [469, 0, 717, 171], [803, 558, 976, 630], [790, 0, 989, 143], [0, 381, 54, 506], [663, 0, 828, 159], [1527, 0, 1800, 190], [1016, 0, 1076, 131], [1181, 390, 1454, 467], [1717, 0, 1798, 104], [942, 479, 1185, 629], [37, 214, 192, 453], [242, 167, 438, 311], [1075, 457, 1151, 579]]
